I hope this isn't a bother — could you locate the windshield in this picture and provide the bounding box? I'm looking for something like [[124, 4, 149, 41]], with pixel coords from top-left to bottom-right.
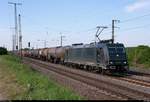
[[108, 47, 125, 53], [109, 47, 116, 53], [116, 47, 125, 53], [107, 44, 127, 61]]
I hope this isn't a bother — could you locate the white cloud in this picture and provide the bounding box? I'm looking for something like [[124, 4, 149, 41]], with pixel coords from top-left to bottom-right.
[[125, 0, 150, 13]]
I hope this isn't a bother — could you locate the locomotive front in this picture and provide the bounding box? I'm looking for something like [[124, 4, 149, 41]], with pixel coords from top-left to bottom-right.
[[106, 43, 129, 72]]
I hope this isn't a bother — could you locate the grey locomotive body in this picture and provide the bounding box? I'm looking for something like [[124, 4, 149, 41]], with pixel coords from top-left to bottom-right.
[[64, 42, 129, 72]]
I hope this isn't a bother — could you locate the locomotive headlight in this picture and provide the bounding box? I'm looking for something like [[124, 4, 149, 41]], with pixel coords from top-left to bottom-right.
[[110, 62, 113, 64], [124, 61, 127, 64]]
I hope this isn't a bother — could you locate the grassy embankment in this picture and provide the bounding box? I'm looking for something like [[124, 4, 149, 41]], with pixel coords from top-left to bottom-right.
[[0, 55, 83, 100], [126, 45, 150, 69]]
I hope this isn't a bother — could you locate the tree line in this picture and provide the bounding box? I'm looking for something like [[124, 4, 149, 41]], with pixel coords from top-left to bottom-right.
[[0, 47, 8, 55], [126, 45, 150, 69]]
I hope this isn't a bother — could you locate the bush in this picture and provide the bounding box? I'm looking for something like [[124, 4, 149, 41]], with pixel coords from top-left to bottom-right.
[[0, 47, 8, 55]]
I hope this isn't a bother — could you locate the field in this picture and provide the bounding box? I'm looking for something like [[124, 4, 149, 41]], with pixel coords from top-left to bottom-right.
[[0, 55, 82, 100], [126, 45, 150, 69]]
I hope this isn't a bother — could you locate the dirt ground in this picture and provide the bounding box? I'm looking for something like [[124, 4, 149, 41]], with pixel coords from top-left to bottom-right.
[[0, 93, 6, 100]]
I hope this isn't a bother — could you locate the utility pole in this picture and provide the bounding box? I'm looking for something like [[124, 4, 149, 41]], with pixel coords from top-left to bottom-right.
[[60, 33, 65, 47], [10, 27, 15, 52], [61, 35, 62, 47], [18, 14, 22, 59], [12, 34, 15, 52], [12, 34, 13, 51], [112, 20, 120, 44], [8, 2, 22, 51], [36, 45, 38, 49], [95, 26, 108, 43]]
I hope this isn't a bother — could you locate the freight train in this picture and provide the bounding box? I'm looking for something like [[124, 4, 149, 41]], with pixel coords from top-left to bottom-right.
[[21, 39, 129, 74]]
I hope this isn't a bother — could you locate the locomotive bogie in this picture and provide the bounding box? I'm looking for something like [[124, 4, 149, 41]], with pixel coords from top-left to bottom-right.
[[41, 48, 49, 61]]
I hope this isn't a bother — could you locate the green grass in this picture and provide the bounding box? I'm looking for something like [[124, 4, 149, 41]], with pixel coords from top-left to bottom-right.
[[0, 55, 83, 100]]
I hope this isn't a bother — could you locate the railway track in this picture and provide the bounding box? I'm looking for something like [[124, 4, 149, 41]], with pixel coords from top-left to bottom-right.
[[116, 77, 150, 88], [23, 58, 128, 100], [78, 68, 150, 88], [128, 75, 150, 83], [23, 57, 150, 100], [115, 71, 150, 88], [63, 61, 150, 88]]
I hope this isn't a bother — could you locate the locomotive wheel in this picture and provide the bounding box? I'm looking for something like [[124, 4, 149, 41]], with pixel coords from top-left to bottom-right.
[[79, 65, 84, 69], [101, 69, 105, 75], [98, 68, 102, 73], [51, 58, 54, 63], [71, 64, 75, 68], [54, 58, 56, 63], [86, 66, 91, 71]]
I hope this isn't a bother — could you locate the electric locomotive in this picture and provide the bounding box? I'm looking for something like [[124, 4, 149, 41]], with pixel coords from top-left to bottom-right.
[[64, 39, 129, 73]]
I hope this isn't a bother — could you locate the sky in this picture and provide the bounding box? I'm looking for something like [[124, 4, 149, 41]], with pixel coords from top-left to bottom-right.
[[0, 0, 150, 50]]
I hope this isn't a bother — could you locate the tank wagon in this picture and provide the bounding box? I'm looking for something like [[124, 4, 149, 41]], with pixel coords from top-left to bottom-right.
[[47, 46, 66, 63], [40, 48, 49, 61], [32, 49, 39, 58]]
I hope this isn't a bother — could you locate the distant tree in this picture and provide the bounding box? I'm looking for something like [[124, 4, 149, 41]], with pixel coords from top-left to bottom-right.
[[0, 47, 8, 55], [23, 48, 30, 51]]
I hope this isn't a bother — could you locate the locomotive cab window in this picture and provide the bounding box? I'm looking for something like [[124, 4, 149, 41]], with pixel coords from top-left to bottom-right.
[[108, 47, 125, 53], [116, 47, 125, 53], [108, 47, 116, 53]]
